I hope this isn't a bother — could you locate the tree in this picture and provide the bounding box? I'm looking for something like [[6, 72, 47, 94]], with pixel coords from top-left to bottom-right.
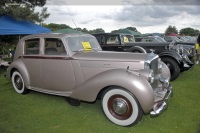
[[0, 0, 49, 23], [179, 27, 200, 36], [126, 27, 138, 32], [165, 25, 178, 35], [41, 23, 71, 31], [89, 28, 105, 34], [111, 27, 139, 33]]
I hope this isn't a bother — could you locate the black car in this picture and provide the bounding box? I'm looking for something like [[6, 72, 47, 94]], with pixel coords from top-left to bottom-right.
[[93, 33, 194, 81]]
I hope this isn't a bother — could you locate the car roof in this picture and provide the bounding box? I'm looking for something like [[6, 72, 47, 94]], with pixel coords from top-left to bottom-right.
[[21, 33, 93, 40], [92, 33, 133, 36]]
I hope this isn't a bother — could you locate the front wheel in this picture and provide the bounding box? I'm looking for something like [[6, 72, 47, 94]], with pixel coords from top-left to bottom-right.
[[11, 71, 28, 94], [161, 57, 180, 81], [101, 87, 143, 126]]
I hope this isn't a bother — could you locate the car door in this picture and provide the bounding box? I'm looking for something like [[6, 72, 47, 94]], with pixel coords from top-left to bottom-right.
[[101, 35, 123, 51], [40, 38, 75, 92], [23, 38, 43, 88]]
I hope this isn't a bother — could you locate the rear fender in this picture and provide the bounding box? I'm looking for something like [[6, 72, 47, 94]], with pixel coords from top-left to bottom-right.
[[70, 69, 154, 113], [128, 46, 147, 53], [6, 59, 30, 87]]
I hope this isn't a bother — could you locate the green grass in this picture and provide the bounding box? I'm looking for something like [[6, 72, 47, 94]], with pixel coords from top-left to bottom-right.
[[0, 65, 200, 133]]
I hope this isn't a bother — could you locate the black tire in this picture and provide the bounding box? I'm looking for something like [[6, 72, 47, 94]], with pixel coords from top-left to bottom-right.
[[67, 98, 80, 106], [101, 87, 143, 126], [11, 71, 28, 94], [161, 57, 180, 81]]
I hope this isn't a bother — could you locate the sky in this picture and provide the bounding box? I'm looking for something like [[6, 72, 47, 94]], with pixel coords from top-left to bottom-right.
[[39, 0, 200, 34]]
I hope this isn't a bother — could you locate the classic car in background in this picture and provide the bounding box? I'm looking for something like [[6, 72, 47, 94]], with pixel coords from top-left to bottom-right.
[[164, 35, 198, 60], [92, 33, 194, 81], [136, 36, 196, 60], [164, 35, 196, 43], [135, 36, 166, 43], [6, 33, 172, 126]]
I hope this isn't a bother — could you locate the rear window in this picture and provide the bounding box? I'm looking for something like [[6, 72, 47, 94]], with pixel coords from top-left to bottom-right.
[[24, 38, 40, 55]]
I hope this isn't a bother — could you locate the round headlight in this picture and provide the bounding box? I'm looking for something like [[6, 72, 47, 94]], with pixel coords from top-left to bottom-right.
[[148, 70, 154, 83]]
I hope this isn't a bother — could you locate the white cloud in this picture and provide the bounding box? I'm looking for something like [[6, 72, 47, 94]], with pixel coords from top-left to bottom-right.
[[39, 5, 200, 34]]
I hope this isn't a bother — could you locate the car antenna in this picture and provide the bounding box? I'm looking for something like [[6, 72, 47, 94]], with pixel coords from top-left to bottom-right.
[[72, 19, 82, 35]]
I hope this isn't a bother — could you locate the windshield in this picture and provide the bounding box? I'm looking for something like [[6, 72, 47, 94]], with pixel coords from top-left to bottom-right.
[[121, 35, 135, 44], [154, 36, 166, 42], [67, 35, 102, 52], [171, 36, 181, 42]]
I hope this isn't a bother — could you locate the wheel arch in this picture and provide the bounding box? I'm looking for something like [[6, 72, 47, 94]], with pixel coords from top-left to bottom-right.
[[7, 61, 30, 87], [128, 46, 147, 53], [159, 51, 183, 67], [70, 69, 154, 113]]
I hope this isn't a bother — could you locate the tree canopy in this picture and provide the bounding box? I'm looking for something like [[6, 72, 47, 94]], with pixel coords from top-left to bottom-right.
[[165, 25, 178, 35], [0, 0, 49, 23], [111, 27, 139, 33], [179, 27, 199, 36], [41, 23, 72, 31]]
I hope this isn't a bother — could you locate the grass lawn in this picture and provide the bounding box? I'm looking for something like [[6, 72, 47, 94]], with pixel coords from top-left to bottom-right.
[[0, 65, 200, 133]]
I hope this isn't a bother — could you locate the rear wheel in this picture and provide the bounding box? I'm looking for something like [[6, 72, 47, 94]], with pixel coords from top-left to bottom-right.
[[161, 57, 180, 81], [101, 87, 143, 126], [11, 71, 28, 94]]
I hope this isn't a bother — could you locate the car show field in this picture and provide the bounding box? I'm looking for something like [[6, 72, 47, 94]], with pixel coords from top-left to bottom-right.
[[1, 1, 200, 132], [0, 64, 200, 132]]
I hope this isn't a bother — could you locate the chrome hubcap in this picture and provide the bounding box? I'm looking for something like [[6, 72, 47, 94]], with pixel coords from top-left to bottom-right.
[[113, 98, 127, 114], [108, 94, 133, 120], [14, 76, 23, 90]]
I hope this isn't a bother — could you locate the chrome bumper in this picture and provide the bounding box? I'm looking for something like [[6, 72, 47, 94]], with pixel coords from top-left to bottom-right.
[[150, 84, 172, 116]]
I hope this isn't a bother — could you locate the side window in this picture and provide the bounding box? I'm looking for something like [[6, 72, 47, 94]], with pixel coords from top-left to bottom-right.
[[106, 36, 120, 44], [44, 38, 66, 55], [24, 38, 40, 55]]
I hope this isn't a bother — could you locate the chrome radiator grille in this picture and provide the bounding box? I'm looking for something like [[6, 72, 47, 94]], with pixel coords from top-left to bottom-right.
[[150, 58, 159, 89]]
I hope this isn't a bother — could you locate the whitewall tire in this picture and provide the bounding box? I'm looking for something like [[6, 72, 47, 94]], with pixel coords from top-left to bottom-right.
[[11, 71, 28, 94], [101, 87, 143, 126]]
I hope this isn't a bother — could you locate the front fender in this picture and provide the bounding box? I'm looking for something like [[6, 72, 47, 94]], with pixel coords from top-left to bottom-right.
[[70, 69, 154, 113], [6, 59, 30, 87], [159, 50, 183, 66]]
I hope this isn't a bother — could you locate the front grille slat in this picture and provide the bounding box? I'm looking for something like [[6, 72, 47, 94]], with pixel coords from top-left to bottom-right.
[[150, 58, 159, 89]]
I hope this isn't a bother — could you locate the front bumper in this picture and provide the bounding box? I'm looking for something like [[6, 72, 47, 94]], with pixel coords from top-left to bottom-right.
[[150, 83, 173, 116]]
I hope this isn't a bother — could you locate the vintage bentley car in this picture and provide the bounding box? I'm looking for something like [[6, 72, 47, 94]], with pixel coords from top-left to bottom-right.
[[6, 33, 172, 126], [93, 33, 195, 81]]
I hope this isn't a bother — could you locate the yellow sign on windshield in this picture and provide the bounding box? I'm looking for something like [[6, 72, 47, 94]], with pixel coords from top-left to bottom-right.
[[82, 42, 92, 51], [124, 37, 129, 43]]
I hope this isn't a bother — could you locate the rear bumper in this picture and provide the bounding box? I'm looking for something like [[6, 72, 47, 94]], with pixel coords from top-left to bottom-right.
[[150, 84, 172, 116]]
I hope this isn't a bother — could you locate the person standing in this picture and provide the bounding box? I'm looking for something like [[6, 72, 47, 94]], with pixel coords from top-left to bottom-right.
[[196, 35, 200, 63]]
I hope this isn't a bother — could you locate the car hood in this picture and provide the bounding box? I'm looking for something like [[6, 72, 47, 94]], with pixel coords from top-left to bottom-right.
[[72, 51, 147, 62]]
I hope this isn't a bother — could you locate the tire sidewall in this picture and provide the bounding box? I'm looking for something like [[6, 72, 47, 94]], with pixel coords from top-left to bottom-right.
[[12, 71, 25, 94], [162, 57, 180, 81], [102, 88, 139, 126]]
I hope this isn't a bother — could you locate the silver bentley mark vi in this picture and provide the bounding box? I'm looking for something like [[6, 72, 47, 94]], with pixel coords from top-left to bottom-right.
[[6, 33, 172, 126]]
